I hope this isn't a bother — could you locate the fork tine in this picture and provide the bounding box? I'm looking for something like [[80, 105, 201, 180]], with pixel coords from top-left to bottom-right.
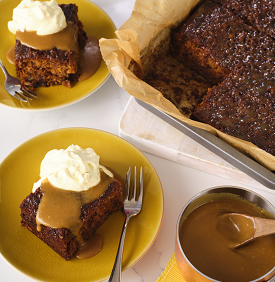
[[124, 167, 131, 200], [21, 87, 37, 98], [0, 59, 37, 101], [20, 90, 33, 100], [138, 167, 143, 206], [14, 91, 28, 102], [131, 166, 137, 200]]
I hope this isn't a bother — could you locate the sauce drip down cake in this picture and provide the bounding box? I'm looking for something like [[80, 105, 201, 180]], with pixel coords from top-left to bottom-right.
[[8, 0, 87, 89], [8, 0, 102, 91], [20, 145, 124, 260]]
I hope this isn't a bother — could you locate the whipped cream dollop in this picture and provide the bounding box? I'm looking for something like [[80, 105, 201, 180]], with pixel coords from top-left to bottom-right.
[[8, 0, 67, 36], [33, 145, 113, 192]]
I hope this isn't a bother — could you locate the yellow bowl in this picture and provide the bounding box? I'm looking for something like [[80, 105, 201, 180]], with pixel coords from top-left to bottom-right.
[[0, 128, 164, 282]]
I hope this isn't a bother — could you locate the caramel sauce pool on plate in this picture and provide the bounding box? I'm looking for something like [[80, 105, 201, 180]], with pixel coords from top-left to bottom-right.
[[179, 199, 275, 282], [6, 45, 15, 64], [78, 35, 102, 81], [75, 233, 103, 260]]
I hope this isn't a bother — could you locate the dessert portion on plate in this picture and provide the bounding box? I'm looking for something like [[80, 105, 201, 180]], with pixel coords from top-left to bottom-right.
[[20, 145, 124, 261], [7, 0, 102, 90]]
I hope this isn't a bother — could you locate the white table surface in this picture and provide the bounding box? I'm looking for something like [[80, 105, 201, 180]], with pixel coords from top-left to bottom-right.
[[1, 1, 275, 281]]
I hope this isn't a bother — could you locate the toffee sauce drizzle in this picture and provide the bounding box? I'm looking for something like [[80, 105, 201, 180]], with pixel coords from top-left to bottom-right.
[[15, 22, 78, 51], [36, 171, 112, 259], [6, 23, 102, 81]]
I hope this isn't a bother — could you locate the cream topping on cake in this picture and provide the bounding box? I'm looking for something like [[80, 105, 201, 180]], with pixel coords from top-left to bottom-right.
[[33, 145, 113, 192], [8, 0, 67, 36]]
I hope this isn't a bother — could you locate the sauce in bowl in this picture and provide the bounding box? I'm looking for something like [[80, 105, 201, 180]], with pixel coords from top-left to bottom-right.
[[179, 199, 275, 282]]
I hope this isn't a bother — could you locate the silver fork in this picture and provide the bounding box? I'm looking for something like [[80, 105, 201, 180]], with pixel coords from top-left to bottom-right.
[[108, 166, 143, 282], [0, 59, 37, 102]]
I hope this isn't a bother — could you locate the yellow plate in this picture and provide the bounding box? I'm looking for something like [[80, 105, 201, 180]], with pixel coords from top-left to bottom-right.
[[0, 128, 164, 282], [0, 0, 115, 110]]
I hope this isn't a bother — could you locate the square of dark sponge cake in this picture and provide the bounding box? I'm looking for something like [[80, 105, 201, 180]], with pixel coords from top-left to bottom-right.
[[15, 4, 87, 89], [20, 180, 124, 261]]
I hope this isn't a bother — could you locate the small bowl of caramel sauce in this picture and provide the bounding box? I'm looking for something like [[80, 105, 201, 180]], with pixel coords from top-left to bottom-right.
[[175, 186, 275, 282]]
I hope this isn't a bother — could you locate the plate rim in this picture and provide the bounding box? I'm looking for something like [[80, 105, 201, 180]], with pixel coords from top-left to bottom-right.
[[0, 73, 111, 112]]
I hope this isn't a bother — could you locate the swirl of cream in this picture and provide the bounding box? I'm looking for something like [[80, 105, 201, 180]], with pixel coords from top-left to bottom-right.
[[33, 145, 113, 192], [8, 0, 67, 36]]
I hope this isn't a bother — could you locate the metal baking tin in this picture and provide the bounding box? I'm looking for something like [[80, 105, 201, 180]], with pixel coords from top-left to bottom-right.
[[135, 98, 275, 190]]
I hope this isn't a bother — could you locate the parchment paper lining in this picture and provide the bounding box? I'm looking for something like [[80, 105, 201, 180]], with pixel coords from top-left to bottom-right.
[[99, 0, 275, 172]]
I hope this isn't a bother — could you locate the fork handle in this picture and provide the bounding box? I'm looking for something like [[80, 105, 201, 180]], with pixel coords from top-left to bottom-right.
[[108, 216, 130, 282], [0, 59, 8, 79]]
